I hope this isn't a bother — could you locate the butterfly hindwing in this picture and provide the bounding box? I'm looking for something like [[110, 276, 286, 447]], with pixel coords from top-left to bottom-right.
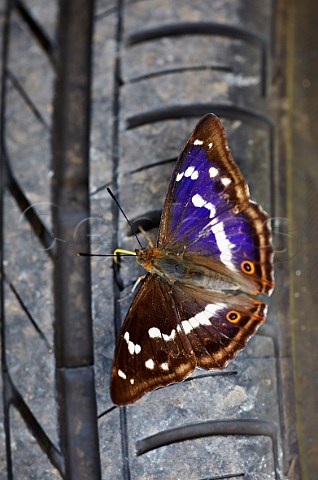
[[171, 282, 267, 370]]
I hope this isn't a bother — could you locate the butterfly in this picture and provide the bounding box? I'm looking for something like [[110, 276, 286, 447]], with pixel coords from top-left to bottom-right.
[[110, 113, 274, 405]]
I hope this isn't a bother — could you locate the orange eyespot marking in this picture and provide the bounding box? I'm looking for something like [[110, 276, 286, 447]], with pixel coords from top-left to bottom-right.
[[241, 260, 255, 275], [226, 310, 241, 323]]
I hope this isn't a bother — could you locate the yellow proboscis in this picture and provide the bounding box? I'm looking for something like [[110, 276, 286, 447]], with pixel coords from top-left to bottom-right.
[[113, 248, 136, 256], [113, 248, 136, 263]]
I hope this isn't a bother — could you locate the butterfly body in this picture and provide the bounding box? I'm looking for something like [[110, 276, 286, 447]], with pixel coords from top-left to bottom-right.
[[111, 114, 274, 405], [136, 248, 249, 291]]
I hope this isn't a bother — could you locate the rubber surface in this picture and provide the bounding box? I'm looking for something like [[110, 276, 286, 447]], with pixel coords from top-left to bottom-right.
[[2, 0, 316, 479]]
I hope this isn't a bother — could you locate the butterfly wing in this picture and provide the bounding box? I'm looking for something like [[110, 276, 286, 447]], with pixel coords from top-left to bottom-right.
[[110, 275, 196, 405], [158, 114, 274, 295], [170, 282, 267, 370], [110, 275, 266, 405]]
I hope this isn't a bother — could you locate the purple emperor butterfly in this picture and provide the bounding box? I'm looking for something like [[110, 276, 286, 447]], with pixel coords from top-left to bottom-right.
[[110, 114, 274, 405]]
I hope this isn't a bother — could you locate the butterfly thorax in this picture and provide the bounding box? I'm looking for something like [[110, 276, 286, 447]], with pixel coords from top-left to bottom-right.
[[136, 248, 242, 291]]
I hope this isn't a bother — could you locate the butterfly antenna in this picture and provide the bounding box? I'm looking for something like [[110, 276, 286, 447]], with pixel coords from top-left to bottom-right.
[[77, 252, 136, 257], [107, 187, 143, 248]]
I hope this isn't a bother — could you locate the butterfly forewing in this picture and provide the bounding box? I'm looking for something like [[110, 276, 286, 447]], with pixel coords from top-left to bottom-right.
[[158, 114, 249, 248], [110, 275, 196, 405], [158, 114, 274, 295]]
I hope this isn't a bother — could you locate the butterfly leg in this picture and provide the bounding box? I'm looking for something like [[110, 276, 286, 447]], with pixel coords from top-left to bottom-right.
[[138, 225, 155, 249], [117, 276, 146, 303], [132, 275, 146, 292]]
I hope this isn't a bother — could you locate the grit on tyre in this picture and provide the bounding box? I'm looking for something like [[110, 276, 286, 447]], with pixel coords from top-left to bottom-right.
[[1, 0, 317, 479]]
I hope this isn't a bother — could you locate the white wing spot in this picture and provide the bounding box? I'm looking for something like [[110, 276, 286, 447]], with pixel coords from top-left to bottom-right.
[[185, 166, 199, 180], [160, 362, 169, 371], [188, 310, 211, 328], [176, 172, 184, 182], [208, 142, 213, 149], [130, 378, 135, 385], [118, 369, 127, 380], [162, 329, 176, 342], [204, 202, 216, 218], [124, 331, 141, 354], [195, 310, 211, 326], [181, 320, 193, 334], [148, 327, 161, 339], [205, 303, 226, 315], [127, 341, 135, 355], [183, 305, 226, 336], [211, 221, 235, 268], [192, 193, 206, 208], [189, 317, 200, 329], [185, 166, 195, 177], [193, 139, 203, 145], [145, 359, 155, 370], [221, 177, 231, 187], [209, 167, 218, 178]]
